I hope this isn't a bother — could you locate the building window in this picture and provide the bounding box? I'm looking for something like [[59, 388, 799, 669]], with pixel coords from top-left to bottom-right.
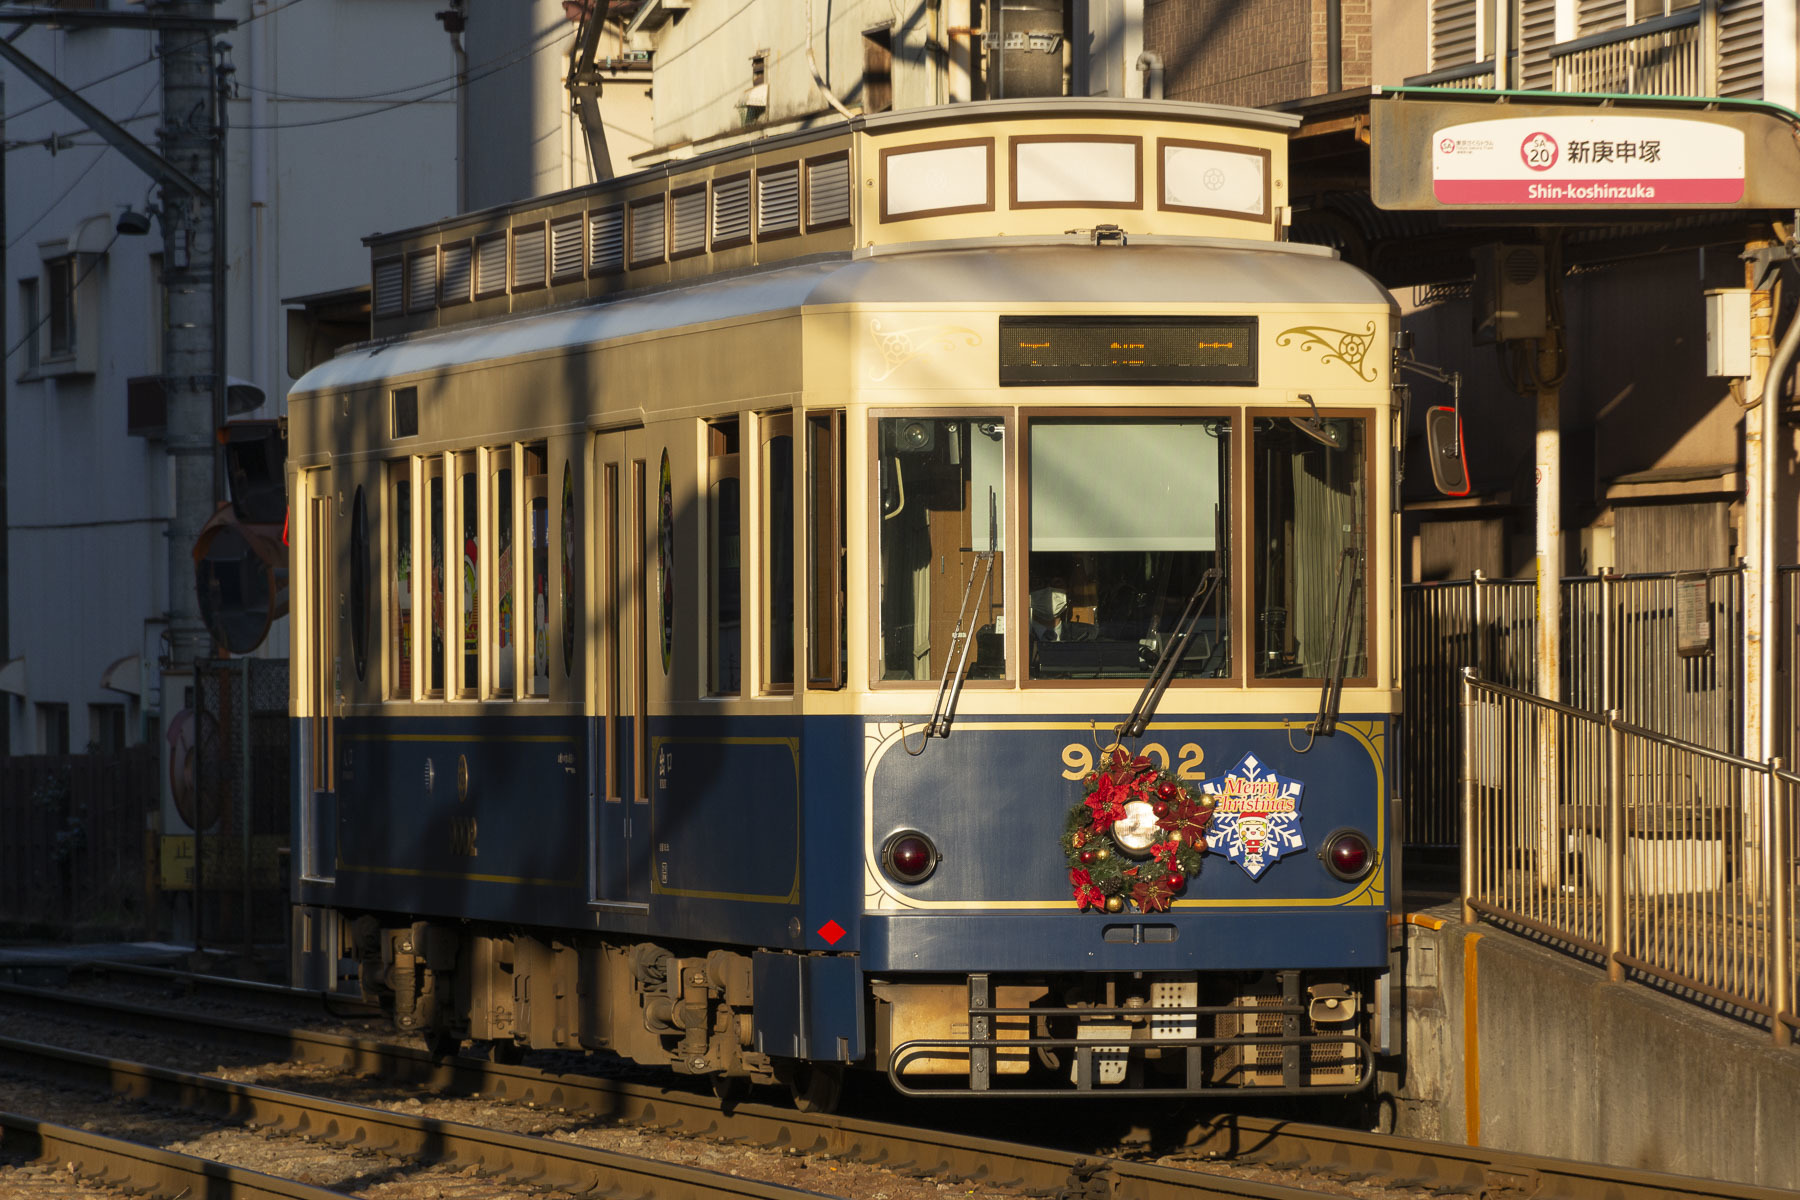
[[38, 702, 69, 755], [46, 255, 76, 358], [863, 26, 893, 113], [18, 278, 39, 372], [89, 703, 126, 754]]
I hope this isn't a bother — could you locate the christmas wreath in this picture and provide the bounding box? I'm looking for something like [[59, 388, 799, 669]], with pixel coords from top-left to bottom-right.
[[1062, 746, 1216, 913]]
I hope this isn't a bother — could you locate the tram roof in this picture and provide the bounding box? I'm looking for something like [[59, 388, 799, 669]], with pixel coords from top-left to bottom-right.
[[295, 239, 1394, 395]]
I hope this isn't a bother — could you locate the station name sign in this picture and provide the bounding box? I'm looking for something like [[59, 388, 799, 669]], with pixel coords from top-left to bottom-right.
[[1372, 97, 1800, 211], [999, 316, 1257, 385]]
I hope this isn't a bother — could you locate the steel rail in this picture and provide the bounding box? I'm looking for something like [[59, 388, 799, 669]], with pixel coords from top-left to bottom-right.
[[0, 1035, 878, 1200], [0, 1032, 1329, 1200], [64, 960, 384, 1020], [0, 1110, 347, 1200], [2, 981, 1789, 1200]]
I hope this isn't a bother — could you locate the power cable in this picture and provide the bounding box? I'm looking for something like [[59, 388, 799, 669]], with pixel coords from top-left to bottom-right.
[[4, 0, 311, 125], [230, 18, 572, 131], [7, 74, 159, 248], [230, 14, 571, 105]]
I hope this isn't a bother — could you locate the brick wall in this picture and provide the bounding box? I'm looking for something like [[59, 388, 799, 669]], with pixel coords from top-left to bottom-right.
[[1146, 0, 1373, 107]]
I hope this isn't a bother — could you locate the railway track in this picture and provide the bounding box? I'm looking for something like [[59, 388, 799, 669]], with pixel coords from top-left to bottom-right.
[[59, 960, 385, 1022], [0, 1111, 348, 1200], [0, 978, 1787, 1200]]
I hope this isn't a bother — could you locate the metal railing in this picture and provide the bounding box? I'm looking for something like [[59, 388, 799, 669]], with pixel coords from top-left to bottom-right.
[[1403, 59, 1498, 90], [1550, 9, 1704, 96], [1402, 568, 1746, 846], [1461, 669, 1795, 1046]]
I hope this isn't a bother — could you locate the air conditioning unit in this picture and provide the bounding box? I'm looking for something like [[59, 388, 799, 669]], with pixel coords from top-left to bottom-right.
[[1472, 243, 1547, 344]]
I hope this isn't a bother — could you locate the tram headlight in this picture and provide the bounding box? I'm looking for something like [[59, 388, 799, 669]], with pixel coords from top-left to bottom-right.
[[1320, 828, 1375, 881], [1111, 800, 1163, 857], [882, 830, 939, 885]]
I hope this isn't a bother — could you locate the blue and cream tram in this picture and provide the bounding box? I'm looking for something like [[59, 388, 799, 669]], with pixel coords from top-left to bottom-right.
[[288, 97, 1400, 1106]]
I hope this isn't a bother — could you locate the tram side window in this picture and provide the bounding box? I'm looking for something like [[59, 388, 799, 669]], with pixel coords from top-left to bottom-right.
[[389, 462, 412, 698], [1026, 418, 1231, 681], [491, 447, 515, 698], [708, 420, 741, 695], [807, 411, 846, 689], [1251, 416, 1366, 681], [526, 444, 550, 697], [763, 412, 795, 693], [427, 458, 447, 698], [458, 452, 480, 697], [876, 416, 1006, 682]]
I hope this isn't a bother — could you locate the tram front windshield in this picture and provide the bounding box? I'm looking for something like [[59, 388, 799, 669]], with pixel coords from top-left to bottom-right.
[[1026, 418, 1230, 680], [875, 414, 1234, 683]]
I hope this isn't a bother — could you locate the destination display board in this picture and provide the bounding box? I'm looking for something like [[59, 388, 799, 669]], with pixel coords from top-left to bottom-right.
[[999, 316, 1257, 385]]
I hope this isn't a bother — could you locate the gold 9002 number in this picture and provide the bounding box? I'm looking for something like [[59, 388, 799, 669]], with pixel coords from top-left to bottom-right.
[[1061, 742, 1205, 781]]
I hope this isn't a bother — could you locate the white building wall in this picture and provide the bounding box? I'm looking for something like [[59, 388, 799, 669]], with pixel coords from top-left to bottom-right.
[[630, 1, 1137, 156], [3, 0, 456, 755], [635, 0, 932, 154], [463, 0, 655, 210]]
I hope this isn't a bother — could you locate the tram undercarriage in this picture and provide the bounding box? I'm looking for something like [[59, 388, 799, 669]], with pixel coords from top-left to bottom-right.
[[347, 915, 1375, 1103]]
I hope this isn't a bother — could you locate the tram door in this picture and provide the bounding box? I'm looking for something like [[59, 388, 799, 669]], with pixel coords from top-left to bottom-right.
[[592, 430, 652, 907], [300, 470, 337, 883]]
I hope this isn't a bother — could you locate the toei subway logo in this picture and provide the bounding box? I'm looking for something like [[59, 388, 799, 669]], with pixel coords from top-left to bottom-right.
[[1520, 131, 1559, 171]]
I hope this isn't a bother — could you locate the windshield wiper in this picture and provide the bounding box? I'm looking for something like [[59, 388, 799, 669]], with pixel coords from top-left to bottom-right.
[[1120, 566, 1222, 740], [927, 489, 998, 739], [1122, 503, 1225, 740], [1309, 546, 1363, 737]]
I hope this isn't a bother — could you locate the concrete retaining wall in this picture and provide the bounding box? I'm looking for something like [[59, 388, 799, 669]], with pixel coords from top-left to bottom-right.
[[1392, 908, 1800, 1189]]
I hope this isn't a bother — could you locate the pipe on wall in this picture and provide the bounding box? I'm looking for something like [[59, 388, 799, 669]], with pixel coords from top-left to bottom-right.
[[1135, 50, 1161, 99]]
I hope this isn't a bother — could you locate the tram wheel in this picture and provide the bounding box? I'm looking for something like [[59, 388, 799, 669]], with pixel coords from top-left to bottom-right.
[[775, 1059, 843, 1113], [425, 1031, 463, 1062], [488, 1039, 524, 1065]]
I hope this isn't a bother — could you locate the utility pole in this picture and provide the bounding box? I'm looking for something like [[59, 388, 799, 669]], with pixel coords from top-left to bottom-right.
[[159, 2, 222, 675]]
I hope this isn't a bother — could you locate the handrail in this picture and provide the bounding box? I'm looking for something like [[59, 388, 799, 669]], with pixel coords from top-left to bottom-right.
[[1460, 666, 1607, 726], [1401, 59, 1497, 88], [1460, 666, 1796, 1046], [1464, 666, 1772, 769], [1547, 8, 1699, 60]]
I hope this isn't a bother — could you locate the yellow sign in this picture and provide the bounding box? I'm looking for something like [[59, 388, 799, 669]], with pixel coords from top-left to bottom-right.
[[159, 834, 285, 891]]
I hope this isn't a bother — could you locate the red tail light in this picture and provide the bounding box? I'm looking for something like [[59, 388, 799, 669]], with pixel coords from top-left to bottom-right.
[[881, 831, 939, 884], [1321, 829, 1374, 881]]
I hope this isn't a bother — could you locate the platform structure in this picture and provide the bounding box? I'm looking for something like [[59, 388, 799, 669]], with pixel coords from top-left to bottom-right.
[[1390, 898, 1800, 1191], [1288, 88, 1800, 1190]]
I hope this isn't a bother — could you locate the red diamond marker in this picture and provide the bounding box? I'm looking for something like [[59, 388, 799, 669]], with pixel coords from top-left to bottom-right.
[[817, 920, 846, 946]]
